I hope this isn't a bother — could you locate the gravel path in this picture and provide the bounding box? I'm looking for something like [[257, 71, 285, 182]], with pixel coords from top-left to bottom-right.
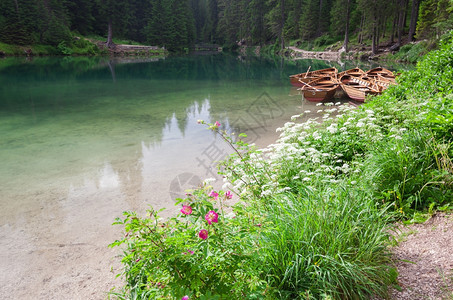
[[389, 212, 453, 300]]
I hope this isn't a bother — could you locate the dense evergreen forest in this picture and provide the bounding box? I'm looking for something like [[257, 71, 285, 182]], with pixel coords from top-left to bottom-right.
[[0, 0, 452, 52]]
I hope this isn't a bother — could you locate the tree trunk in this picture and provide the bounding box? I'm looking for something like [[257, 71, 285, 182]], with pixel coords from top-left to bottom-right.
[[280, 0, 285, 50], [317, 0, 323, 36], [106, 19, 114, 48], [402, 0, 409, 29], [372, 0, 377, 54], [381, 15, 387, 39], [358, 14, 365, 44], [343, 0, 350, 52], [375, 18, 381, 49], [372, 25, 377, 54], [14, 0, 19, 11], [408, 0, 420, 41], [397, 0, 405, 46], [13, 0, 19, 18], [390, 1, 398, 43]]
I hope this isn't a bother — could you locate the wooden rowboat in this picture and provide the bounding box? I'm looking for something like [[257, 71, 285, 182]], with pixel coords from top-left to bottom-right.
[[288, 66, 397, 102], [336, 68, 365, 79], [365, 67, 396, 82], [340, 84, 380, 102], [300, 76, 339, 102], [361, 74, 396, 92], [290, 67, 338, 87], [339, 74, 379, 102]]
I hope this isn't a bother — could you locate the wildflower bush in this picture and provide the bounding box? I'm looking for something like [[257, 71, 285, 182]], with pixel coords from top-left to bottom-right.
[[110, 32, 453, 299], [109, 182, 268, 299]]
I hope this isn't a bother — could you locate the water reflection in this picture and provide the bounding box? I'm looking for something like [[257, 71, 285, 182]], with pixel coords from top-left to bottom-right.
[[99, 163, 120, 189]]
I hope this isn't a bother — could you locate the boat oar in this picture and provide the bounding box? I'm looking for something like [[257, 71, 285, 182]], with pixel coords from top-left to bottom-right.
[[298, 79, 317, 90], [299, 80, 338, 92], [304, 66, 311, 78]]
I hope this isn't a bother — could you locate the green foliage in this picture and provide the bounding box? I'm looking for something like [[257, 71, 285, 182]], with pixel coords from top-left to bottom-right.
[[42, 16, 72, 46], [0, 42, 23, 55], [110, 184, 268, 299], [312, 34, 339, 51], [144, 0, 195, 52], [364, 130, 452, 214], [71, 38, 100, 55], [261, 191, 393, 299], [111, 121, 397, 299], [389, 41, 429, 63], [57, 41, 73, 55], [225, 32, 453, 218], [417, 0, 453, 40]]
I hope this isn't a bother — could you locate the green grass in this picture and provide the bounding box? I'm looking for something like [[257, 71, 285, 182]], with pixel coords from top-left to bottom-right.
[[86, 34, 146, 46], [0, 34, 157, 56], [0, 41, 22, 55], [260, 188, 394, 299], [386, 41, 430, 63]]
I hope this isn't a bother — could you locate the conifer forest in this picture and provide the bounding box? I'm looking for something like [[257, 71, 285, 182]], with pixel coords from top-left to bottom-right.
[[1, 0, 452, 52]]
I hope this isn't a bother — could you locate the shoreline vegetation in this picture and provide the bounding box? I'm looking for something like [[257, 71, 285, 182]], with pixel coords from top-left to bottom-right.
[[109, 33, 453, 299], [0, 37, 167, 57], [0, 33, 443, 65], [0, 37, 435, 66]]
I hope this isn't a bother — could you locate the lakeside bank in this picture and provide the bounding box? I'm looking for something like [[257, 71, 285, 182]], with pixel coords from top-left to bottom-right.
[[111, 33, 453, 299]]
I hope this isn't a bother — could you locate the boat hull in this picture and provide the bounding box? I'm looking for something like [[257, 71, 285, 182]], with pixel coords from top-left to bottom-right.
[[340, 84, 378, 102], [302, 88, 337, 102]]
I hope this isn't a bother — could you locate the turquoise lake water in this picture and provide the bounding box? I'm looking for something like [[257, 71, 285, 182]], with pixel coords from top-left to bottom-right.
[[0, 54, 406, 298], [0, 54, 348, 217]]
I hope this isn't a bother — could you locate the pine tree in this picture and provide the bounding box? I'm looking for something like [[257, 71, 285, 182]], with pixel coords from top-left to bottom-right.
[[249, 0, 269, 44], [417, 0, 453, 39], [217, 0, 242, 46], [265, 0, 286, 48], [299, 0, 319, 40], [65, 0, 95, 35], [0, 0, 31, 45], [331, 0, 354, 52], [284, 0, 302, 41]]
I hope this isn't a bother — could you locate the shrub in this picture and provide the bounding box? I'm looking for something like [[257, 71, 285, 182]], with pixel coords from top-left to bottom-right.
[[110, 175, 267, 299]]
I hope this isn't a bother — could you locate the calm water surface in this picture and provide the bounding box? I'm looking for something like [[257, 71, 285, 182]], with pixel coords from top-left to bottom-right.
[[0, 55, 345, 217], [0, 54, 400, 298]]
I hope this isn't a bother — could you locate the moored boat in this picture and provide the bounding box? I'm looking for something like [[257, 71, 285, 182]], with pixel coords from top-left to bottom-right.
[[288, 66, 398, 102], [290, 67, 338, 87], [365, 67, 396, 82], [339, 74, 379, 102], [336, 67, 365, 79], [299, 76, 339, 102]]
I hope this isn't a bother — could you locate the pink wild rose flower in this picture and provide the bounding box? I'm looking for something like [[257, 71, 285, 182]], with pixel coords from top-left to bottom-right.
[[182, 296, 189, 300], [181, 205, 193, 215], [205, 210, 219, 224], [209, 190, 219, 199], [198, 229, 208, 240], [214, 121, 221, 127], [225, 191, 233, 199]]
